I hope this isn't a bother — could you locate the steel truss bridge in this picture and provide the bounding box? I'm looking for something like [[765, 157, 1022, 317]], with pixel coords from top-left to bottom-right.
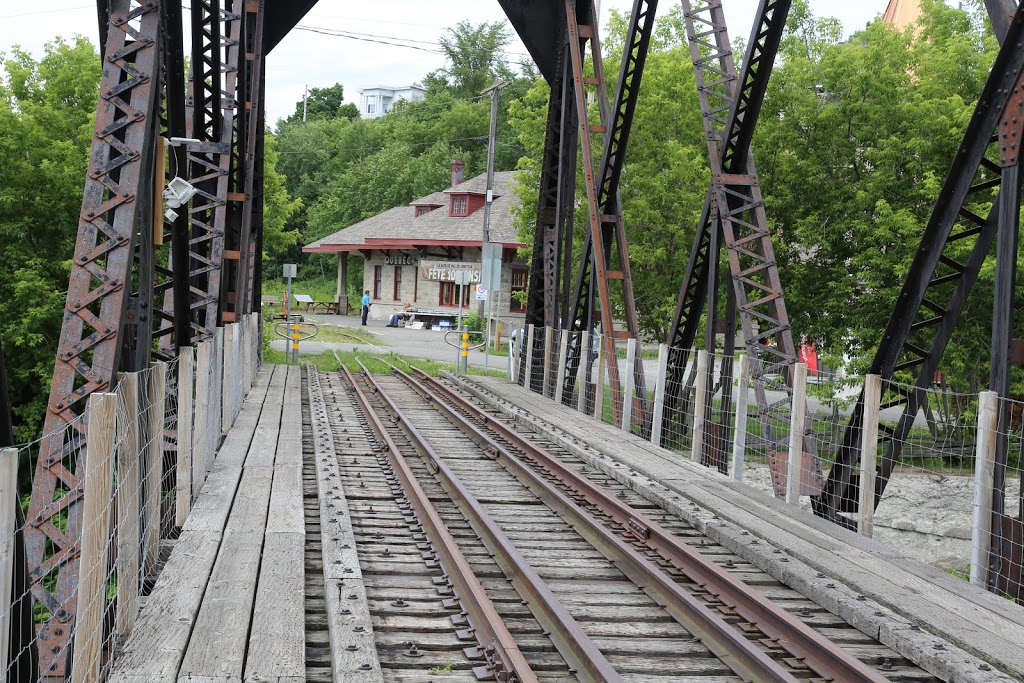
[[9, 0, 1024, 676]]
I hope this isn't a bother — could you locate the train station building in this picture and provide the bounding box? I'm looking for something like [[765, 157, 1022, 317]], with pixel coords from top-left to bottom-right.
[[302, 161, 530, 326]]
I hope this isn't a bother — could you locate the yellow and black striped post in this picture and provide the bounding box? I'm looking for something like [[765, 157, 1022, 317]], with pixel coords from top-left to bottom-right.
[[292, 320, 301, 364], [461, 327, 470, 373]]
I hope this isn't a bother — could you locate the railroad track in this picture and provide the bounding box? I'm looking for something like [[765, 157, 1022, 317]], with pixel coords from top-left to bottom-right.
[[305, 365, 941, 682]]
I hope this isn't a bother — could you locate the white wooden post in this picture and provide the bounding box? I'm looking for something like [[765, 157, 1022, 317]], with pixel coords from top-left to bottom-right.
[[859, 374, 882, 537], [622, 339, 638, 433], [512, 326, 523, 384], [222, 324, 235, 434], [193, 342, 211, 493], [115, 373, 140, 637], [214, 328, 224, 444], [243, 316, 253, 394], [971, 391, 999, 587], [176, 347, 194, 526], [594, 335, 606, 420], [786, 362, 809, 506], [691, 351, 709, 462], [543, 326, 554, 397], [731, 354, 750, 482], [0, 448, 17, 683], [72, 393, 116, 683], [576, 332, 590, 414], [555, 331, 569, 404], [524, 324, 535, 391], [144, 362, 166, 573], [230, 323, 239, 419], [651, 344, 669, 448]]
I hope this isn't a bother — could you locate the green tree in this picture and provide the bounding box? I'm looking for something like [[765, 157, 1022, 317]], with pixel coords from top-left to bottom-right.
[[0, 37, 101, 440], [425, 21, 514, 98], [284, 83, 359, 124], [756, 0, 998, 385], [262, 132, 302, 259]]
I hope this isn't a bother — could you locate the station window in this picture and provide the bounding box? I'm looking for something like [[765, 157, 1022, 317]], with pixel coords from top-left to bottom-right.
[[393, 266, 403, 300], [373, 265, 382, 300], [450, 195, 468, 216], [510, 269, 528, 313], [439, 281, 471, 307]]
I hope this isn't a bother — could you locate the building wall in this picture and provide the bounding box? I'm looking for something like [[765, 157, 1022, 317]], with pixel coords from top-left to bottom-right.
[[361, 248, 528, 325]]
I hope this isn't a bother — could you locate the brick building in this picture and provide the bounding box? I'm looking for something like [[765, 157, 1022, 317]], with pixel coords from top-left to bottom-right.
[[302, 161, 530, 326]]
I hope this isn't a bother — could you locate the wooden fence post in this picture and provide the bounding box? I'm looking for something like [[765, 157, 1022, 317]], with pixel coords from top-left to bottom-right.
[[554, 331, 569, 405], [222, 324, 235, 434], [115, 373, 140, 637], [72, 392, 116, 683], [524, 324, 535, 391], [651, 345, 668, 448], [859, 374, 882, 537], [731, 354, 750, 482], [594, 335, 606, 420], [786, 362, 809, 506], [176, 347, 194, 527], [971, 391, 998, 587], [577, 332, 590, 414], [622, 339, 638, 433], [542, 327, 554, 397], [193, 342, 211, 494], [0, 448, 17, 683], [214, 328, 224, 444], [691, 351, 709, 462], [144, 362, 166, 573]]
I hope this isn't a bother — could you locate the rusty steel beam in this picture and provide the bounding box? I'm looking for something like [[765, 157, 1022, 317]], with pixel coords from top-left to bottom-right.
[[667, 1, 820, 496], [26, 2, 160, 677], [561, 0, 657, 426]]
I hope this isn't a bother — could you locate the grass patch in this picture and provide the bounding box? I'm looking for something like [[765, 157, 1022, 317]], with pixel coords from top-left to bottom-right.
[[314, 324, 379, 345]]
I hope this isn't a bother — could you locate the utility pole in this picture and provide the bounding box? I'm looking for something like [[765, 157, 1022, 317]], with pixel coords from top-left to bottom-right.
[[302, 84, 308, 123], [480, 82, 507, 357]]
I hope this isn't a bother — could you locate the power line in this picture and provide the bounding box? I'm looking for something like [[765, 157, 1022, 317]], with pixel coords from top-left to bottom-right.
[[0, 5, 93, 19]]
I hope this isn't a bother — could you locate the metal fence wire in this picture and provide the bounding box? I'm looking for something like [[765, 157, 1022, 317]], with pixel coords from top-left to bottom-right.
[[0, 314, 261, 682]]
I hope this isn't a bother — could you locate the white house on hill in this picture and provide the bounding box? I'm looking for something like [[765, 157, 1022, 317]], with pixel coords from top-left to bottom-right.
[[357, 84, 426, 119]]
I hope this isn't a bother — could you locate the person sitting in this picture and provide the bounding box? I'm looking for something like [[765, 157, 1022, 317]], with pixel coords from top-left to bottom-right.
[[387, 303, 412, 327]]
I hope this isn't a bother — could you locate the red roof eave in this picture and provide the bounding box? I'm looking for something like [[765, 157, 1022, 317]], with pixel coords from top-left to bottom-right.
[[303, 238, 527, 254]]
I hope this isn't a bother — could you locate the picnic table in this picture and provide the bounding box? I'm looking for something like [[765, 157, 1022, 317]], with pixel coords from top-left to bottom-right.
[[293, 294, 341, 314]]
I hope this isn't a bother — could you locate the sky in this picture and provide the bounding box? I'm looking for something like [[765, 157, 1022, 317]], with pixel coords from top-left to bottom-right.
[[0, 1, 894, 124]]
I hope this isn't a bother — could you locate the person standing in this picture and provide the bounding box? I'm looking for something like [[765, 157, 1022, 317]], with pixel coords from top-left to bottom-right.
[[361, 290, 370, 325]]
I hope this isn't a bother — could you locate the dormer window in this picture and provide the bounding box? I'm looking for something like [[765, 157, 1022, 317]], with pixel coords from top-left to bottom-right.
[[415, 206, 431, 217], [450, 195, 468, 216]]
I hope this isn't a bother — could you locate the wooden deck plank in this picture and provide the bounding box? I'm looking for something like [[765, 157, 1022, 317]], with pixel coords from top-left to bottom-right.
[[109, 366, 276, 683], [177, 531, 264, 683], [177, 364, 286, 681], [243, 532, 305, 683], [265, 465, 304, 534]]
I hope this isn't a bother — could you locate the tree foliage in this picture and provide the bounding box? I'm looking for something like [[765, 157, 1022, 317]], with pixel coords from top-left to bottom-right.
[[0, 37, 100, 441], [425, 21, 515, 98], [284, 83, 359, 124]]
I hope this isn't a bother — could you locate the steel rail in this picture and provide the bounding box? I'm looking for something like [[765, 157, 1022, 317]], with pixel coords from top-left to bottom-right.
[[406, 367, 891, 683], [392, 367, 811, 683], [350, 364, 623, 683], [339, 365, 538, 683]]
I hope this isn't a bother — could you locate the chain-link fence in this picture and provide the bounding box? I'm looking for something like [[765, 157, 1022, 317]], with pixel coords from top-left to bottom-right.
[[0, 314, 261, 682]]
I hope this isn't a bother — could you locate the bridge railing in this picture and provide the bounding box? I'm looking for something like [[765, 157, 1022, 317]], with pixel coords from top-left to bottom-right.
[[0, 312, 261, 682], [514, 325, 1020, 602]]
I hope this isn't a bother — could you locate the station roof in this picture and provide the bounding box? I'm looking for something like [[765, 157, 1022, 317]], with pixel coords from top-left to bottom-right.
[[302, 171, 528, 254]]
